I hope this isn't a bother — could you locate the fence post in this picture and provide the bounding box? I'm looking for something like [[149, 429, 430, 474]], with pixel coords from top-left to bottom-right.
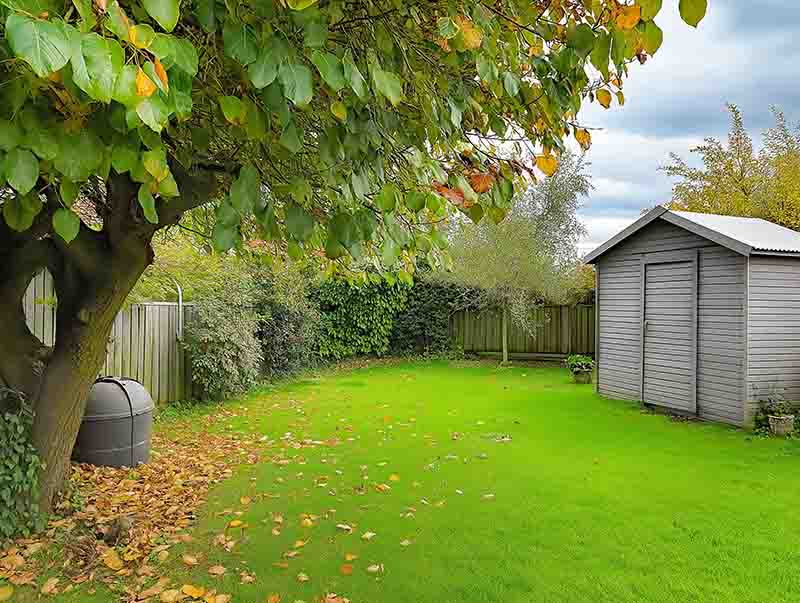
[[501, 305, 509, 363]]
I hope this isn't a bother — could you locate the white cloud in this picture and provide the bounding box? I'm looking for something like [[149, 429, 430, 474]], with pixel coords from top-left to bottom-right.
[[577, 214, 639, 258]]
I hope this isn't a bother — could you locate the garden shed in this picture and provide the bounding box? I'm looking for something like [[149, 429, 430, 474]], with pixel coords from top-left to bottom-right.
[[584, 207, 800, 426]]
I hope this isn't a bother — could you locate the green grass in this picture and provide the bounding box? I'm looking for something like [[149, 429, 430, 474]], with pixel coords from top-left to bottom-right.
[[18, 361, 800, 602]]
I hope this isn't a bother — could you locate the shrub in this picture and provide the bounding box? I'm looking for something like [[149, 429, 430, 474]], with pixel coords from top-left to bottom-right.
[[315, 280, 409, 360], [0, 387, 44, 541], [390, 279, 464, 356], [183, 272, 263, 400], [565, 354, 595, 374], [753, 385, 797, 433]]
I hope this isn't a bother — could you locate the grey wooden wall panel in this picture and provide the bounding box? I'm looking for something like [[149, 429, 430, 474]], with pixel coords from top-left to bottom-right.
[[596, 217, 746, 424], [748, 255, 800, 414]]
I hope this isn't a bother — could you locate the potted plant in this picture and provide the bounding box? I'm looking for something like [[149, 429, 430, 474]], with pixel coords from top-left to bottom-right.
[[767, 400, 795, 437], [566, 354, 595, 384]]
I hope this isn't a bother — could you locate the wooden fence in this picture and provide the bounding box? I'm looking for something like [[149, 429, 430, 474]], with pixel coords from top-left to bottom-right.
[[450, 304, 595, 359], [24, 270, 193, 404]]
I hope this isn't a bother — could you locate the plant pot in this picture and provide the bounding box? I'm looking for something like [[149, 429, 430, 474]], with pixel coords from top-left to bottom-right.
[[573, 371, 592, 385], [768, 414, 795, 436]]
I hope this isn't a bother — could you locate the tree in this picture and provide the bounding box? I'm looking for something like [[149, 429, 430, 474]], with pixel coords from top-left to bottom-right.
[[437, 150, 591, 362], [0, 0, 704, 515], [663, 104, 800, 229]]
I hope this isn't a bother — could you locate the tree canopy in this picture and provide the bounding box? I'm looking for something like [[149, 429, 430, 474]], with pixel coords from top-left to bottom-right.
[[0, 0, 707, 516], [664, 104, 800, 230]]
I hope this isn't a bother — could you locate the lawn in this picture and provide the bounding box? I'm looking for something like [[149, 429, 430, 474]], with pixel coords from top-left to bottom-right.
[[12, 360, 800, 602]]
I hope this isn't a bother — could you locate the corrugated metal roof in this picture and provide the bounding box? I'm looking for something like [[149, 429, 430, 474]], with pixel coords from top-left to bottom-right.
[[671, 211, 800, 253]]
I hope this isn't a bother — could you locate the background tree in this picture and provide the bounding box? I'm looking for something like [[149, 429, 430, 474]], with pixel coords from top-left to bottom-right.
[[663, 104, 800, 229], [0, 0, 705, 514], [436, 150, 591, 362]]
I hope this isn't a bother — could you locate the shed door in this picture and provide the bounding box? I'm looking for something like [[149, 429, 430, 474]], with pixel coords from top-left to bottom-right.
[[642, 260, 696, 412]]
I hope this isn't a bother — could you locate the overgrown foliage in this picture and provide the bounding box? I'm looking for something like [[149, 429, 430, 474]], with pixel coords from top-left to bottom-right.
[[182, 272, 263, 400], [664, 105, 800, 230], [389, 278, 466, 357], [0, 387, 43, 541], [565, 354, 595, 374], [316, 280, 409, 360]]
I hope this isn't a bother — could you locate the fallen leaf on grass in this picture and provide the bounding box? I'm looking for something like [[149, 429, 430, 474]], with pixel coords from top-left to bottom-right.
[[361, 532, 376, 541], [389, 474, 400, 482], [160, 589, 182, 602], [139, 576, 171, 598], [267, 594, 281, 603], [41, 577, 60, 595], [182, 584, 206, 598], [400, 539, 412, 547], [344, 553, 358, 561], [240, 572, 256, 584], [213, 595, 232, 603], [340, 564, 353, 576], [240, 496, 252, 506], [296, 572, 309, 583], [227, 520, 244, 529], [182, 554, 200, 567], [336, 524, 353, 534], [208, 565, 226, 577], [102, 548, 124, 571], [366, 564, 384, 574]]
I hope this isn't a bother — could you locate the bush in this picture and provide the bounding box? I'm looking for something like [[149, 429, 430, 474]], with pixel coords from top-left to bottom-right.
[[315, 280, 409, 360], [565, 354, 595, 374], [753, 385, 797, 433], [183, 272, 263, 400], [390, 279, 464, 356], [0, 387, 44, 541]]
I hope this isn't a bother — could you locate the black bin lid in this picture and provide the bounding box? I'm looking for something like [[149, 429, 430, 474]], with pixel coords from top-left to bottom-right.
[[83, 377, 155, 422]]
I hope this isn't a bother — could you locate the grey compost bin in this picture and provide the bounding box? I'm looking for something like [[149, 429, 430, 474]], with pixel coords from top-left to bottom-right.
[[72, 377, 155, 467]]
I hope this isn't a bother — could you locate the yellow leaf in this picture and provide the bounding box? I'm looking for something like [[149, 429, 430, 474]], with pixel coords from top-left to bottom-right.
[[267, 594, 281, 603], [616, 90, 625, 106], [227, 520, 243, 529], [101, 548, 124, 571], [616, 4, 641, 29], [181, 554, 199, 567], [182, 584, 206, 598], [361, 531, 376, 541], [389, 473, 401, 482], [331, 101, 347, 121], [239, 496, 252, 506], [596, 89, 612, 109], [154, 58, 169, 93], [300, 517, 314, 527], [136, 67, 157, 98], [214, 596, 232, 603], [344, 553, 358, 561], [366, 564, 384, 574], [293, 540, 307, 549], [0, 585, 14, 602], [208, 565, 226, 577], [536, 155, 558, 177], [575, 128, 592, 151], [455, 16, 482, 50], [160, 589, 182, 603]]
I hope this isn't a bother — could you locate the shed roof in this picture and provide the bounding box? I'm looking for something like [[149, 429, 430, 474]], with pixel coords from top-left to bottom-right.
[[583, 207, 800, 263]]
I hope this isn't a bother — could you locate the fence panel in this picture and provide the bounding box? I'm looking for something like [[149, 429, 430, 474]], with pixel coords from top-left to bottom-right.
[[450, 304, 595, 359], [23, 272, 192, 404]]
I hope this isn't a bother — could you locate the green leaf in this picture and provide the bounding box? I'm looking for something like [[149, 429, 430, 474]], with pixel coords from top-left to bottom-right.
[[59, 178, 78, 206], [503, 72, 520, 97], [279, 120, 303, 153], [643, 21, 664, 55], [342, 51, 368, 100], [437, 17, 459, 39], [3, 193, 41, 232], [129, 23, 156, 49], [52, 208, 80, 242], [244, 100, 268, 140], [71, 33, 125, 103], [285, 203, 315, 241], [223, 20, 258, 65], [377, 182, 399, 213], [679, 0, 707, 27], [638, 0, 663, 21], [104, 1, 130, 39], [194, 0, 217, 33], [476, 55, 498, 82], [53, 130, 103, 181], [143, 60, 167, 94], [405, 190, 425, 213], [249, 46, 279, 89], [219, 95, 246, 124], [72, 0, 97, 31], [136, 95, 169, 132], [286, 0, 318, 9], [279, 62, 314, 107], [137, 184, 159, 223], [142, 0, 179, 32], [162, 36, 198, 75], [157, 172, 179, 197], [590, 31, 611, 80], [303, 18, 328, 48], [230, 164, 259, 213], [373, 69, 403, 106], [6, 14, 75, 78], [212, 221, 239, 251], [0, 120, 22, 152], [566, 23, 595, 57], [112, 64, 139, 107], [5, 148, 39, 195], [311, 51, 345, 92]]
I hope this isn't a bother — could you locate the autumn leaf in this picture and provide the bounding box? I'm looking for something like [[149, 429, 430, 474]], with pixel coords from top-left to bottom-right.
[[455, 16, 482, 50], [94, 0, 107, 10], [293, 540, 307, 549], [616, 4, 641, 29], [361, 531, 376, 541], [227, 519, 243, 529], [101, 548, 124, 571], [41, 577, 59, 595], [154, 58, 169, 92], [240, 496, 252, 506], [468, 172, 495, 193], [596, 89, 612, 109], [296, 572, 310, 583], [340, 563, 354, 575], [300, 517, 314, 527], [536, 155, 558, 177], [267, 594, 281, 603], [574, 128, 592, 151], [616, 90, 625, 106], [366, 564, 384, 574], [0, 585, 14, 602], [182, 584, 206, 598], [344, 553, 358, 561], [213, 596, 232, 603], [181, 554, 200, 567], [136, 67, 157, 97], [208, 565, 227, 577], [160, 590, 182, 603], [432, 182, 465, 206]]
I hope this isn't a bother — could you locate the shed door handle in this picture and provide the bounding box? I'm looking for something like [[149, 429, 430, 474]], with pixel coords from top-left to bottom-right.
[[643, 320, 649, 330]]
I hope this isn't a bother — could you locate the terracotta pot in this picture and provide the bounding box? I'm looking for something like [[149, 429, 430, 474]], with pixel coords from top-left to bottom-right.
[[768, 414, 795, 437], [573, 371, 592, 385]]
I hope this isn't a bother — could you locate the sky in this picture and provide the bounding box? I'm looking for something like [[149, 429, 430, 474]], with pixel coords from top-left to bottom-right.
[[576, 1, 800, 257]]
